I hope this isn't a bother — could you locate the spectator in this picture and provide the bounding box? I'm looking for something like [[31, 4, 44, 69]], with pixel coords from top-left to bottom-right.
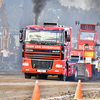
[[1, 49, 10, 62]]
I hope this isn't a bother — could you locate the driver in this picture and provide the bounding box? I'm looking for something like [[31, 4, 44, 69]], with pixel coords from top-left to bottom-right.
[[85, 34, 93, 40]]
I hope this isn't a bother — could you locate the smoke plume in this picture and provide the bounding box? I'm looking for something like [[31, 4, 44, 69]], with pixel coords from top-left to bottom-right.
[[32, 0, 47, 25], [60, 0, 100, 10]]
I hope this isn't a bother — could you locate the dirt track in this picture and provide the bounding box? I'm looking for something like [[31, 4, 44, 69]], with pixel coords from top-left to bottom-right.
[[0, 70, 100, 100]]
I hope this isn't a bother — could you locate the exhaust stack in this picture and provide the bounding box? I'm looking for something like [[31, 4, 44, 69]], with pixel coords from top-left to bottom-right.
[[32, 0, 47, 25], [33, 14, 38, 25]]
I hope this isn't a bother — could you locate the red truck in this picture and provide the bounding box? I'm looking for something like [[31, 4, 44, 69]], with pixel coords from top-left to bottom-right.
[[71, 22, 100, 80], [19, 23, 77, 81]]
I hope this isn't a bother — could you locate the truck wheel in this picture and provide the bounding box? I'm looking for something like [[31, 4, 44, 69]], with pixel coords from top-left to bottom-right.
[[25, 73, 31, 79], [58, 75, 62, 80], [95, 69, 99, 80], [58, 64, 67, 81], [92, 68, 97, 80], [58, 75, 67, 81]]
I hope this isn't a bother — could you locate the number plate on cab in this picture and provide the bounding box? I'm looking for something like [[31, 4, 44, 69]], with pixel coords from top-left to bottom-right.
[[37, 70, 46, 73]]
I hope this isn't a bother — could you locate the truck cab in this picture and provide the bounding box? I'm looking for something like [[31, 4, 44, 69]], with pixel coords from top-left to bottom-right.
[[19, 23, 76, 81], [72, 23, 97, 59]]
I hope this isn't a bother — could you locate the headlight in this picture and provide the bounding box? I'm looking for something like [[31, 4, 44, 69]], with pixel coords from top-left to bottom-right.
[[22, 63, 29, 66], [56, 64, 62, 68]]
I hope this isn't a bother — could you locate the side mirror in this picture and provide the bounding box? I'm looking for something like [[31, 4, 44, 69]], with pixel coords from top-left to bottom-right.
[[19, 30, 23, 43], [67, 35, 70, 42], [19, 39, 23, 43], [20, 30, 23, 33]]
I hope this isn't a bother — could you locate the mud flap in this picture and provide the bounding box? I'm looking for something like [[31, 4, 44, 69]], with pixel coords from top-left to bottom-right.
[[86, 64, 92, 77]]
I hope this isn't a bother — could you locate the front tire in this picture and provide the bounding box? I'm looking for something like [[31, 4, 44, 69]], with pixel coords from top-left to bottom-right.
[[25, 73, 31, 79], [58, 75, 67, 81], [59, 67, 67, 81]]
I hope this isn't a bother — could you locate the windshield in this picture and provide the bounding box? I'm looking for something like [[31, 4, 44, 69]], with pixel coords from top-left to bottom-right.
[[25, 30, 63, 45], [80, 32, 94, 40]]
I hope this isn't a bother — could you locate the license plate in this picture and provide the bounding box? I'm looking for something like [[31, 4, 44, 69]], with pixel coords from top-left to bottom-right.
[[37, 70, 46, 73]]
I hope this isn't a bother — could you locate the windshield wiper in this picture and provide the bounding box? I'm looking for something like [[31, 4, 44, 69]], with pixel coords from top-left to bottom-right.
[[26, 39, 59, 45]]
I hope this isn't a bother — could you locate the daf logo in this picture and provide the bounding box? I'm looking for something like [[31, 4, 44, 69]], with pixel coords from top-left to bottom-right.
[[52, 50, 60, 53], [33, 64, 35, 68]]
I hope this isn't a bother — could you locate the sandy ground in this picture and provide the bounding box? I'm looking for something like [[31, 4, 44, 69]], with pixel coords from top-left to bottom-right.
[[0, 70, 100, 100]]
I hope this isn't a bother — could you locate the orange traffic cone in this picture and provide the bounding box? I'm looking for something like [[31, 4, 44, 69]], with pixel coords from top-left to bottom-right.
[[31, 80, 39, 100], [74, 80, 82, 100]]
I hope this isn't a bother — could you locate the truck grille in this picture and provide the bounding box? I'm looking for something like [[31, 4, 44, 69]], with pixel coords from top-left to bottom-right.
[[25, 49, 61, 60], [31, 59, 53, 69]]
